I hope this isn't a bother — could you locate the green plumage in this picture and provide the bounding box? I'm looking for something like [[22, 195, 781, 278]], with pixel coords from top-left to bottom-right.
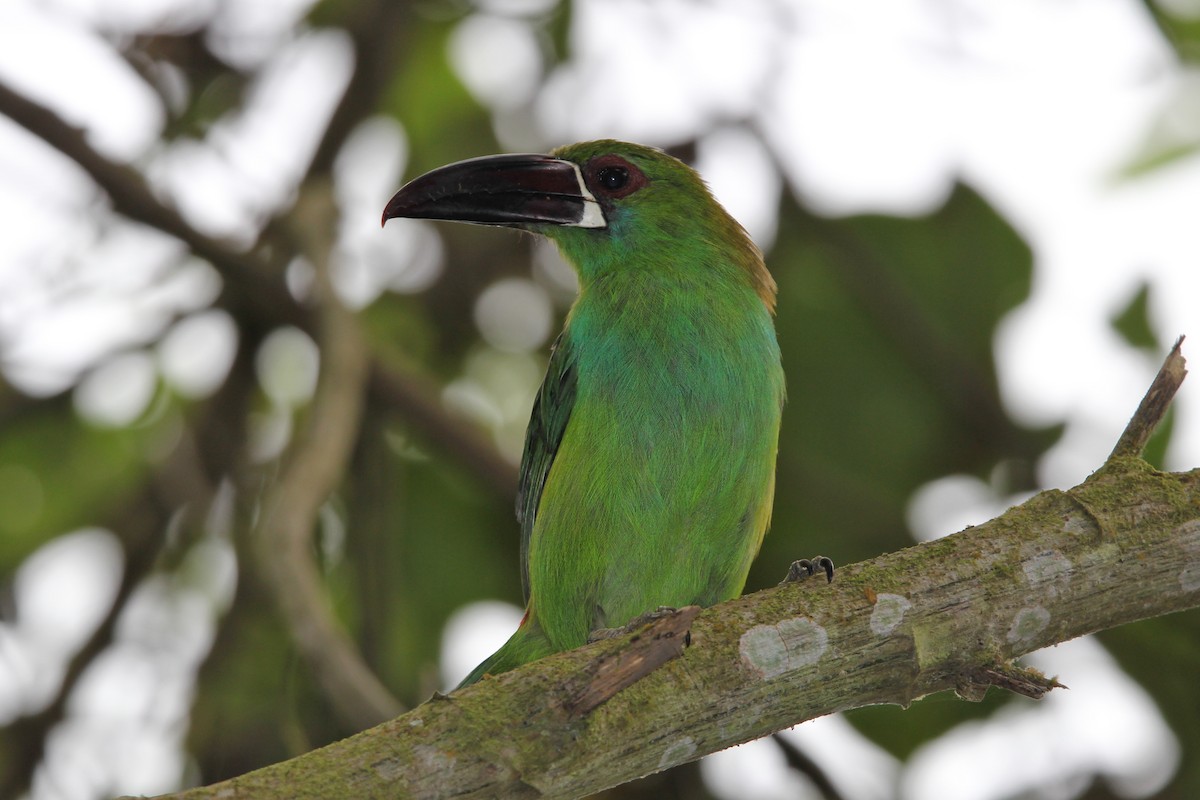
[[456, 141, 784, 686]]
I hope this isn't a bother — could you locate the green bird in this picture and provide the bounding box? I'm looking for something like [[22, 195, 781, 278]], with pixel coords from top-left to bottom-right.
[[383, 140, 812, 688]]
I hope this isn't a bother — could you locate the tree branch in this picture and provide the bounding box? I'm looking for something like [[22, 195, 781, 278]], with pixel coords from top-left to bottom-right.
[[139, 454, 1199, 799]]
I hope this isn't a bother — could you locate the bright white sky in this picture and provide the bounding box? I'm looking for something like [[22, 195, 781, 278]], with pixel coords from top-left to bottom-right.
[[1, 0, 1198, 798]]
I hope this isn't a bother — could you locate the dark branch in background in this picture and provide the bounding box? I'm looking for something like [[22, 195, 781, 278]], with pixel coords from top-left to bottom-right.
[[304, 3, 410, 179], [0, 484, 164, 799], [0, 21, 516, 748], [299, 1, 524, 498], [0, 77, 518, 498], [771, 735, 848, 800], [251, 183, 403, 728], [0, 80, 305, 336], [248, 0, 411, 301], [0, 414, 224, 799], [1110, 335, 1187, 459]]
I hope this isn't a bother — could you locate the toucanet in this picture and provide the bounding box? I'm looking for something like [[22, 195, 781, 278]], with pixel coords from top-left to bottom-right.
[[383, 140, 827, 687]]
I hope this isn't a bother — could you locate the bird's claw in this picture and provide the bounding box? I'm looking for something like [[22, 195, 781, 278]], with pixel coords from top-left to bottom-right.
[[588, 606, 678, 642], [780, 556, 835, 585]]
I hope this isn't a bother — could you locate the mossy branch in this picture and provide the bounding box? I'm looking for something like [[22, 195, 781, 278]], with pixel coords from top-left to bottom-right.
[[136, 347, 1197, 800]]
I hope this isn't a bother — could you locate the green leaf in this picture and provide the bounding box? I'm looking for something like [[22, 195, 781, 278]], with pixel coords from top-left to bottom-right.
[[1111, 282, 1158, 351]]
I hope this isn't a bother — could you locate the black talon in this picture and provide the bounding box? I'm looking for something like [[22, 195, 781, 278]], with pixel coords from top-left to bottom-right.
[[781, 556, 835, 585]]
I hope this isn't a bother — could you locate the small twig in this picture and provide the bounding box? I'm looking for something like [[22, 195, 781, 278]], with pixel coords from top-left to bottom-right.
[[253, 181, 403, 728], [1109, 336, 1188, 460], [958, 664, 1066, 702]]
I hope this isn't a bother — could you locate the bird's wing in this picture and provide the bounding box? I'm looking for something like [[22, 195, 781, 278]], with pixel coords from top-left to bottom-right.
[[516, 329, 578, 602]]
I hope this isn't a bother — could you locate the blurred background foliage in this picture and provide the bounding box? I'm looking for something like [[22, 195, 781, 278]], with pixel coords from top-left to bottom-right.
[[0, 1, 1198, 799]]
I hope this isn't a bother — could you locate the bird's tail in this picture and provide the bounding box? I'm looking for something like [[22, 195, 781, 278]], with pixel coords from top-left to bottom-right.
[[457, 610, 556, 688]]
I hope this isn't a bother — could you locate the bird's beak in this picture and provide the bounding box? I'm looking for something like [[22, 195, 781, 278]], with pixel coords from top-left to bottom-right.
[[382, 154, 606, 229]]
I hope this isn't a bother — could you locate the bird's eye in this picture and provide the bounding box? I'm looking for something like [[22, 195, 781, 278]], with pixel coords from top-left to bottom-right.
[[596, 166, 628, 191], [585, 155, 646, 199]]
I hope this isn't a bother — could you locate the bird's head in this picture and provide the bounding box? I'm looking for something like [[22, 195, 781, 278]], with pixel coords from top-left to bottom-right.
[[382, 140, 774, 310]]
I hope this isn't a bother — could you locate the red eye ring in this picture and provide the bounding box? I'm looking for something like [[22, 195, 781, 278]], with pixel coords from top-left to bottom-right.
[[585, 155, 647, 199]]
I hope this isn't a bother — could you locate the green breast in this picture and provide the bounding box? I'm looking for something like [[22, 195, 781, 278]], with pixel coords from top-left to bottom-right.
[[526, 269, 783, 648]]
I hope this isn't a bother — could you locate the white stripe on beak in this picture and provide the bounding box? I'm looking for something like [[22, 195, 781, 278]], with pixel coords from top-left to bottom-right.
[[569, 162, 607, 229]]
